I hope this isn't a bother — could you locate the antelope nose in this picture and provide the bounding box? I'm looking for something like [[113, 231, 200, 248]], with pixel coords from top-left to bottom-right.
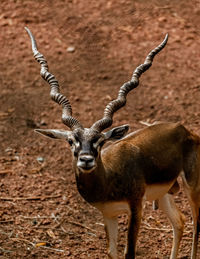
[[79, 155, 94, 164], [77, 154, 95, 171]]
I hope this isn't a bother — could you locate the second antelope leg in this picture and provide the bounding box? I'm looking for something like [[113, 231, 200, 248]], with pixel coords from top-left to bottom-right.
[[182, 183, 200, 259], [182, 139, 200, 259], [159, 194, 185, 259]]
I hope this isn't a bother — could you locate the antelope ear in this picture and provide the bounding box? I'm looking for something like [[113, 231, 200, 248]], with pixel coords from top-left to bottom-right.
[[35, 129, 71, 140], [103, 124, 129, 141]]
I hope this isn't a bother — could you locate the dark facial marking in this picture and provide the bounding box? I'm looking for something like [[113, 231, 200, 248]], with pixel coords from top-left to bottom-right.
[[68, 139, 73, 146]]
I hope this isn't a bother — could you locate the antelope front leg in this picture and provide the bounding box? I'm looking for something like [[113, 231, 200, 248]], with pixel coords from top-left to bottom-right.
[[125, 204, 142, 259], [104, 216, 118, 259]]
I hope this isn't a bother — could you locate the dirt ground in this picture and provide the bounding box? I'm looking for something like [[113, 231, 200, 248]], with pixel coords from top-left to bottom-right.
[[0, 0, 200, 258]]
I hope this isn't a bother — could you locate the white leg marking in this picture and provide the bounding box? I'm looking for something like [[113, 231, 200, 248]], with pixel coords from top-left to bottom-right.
[[159, 194, 185, 259]]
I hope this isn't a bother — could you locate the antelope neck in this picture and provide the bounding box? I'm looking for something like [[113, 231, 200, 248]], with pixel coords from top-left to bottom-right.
[[74, 158, 106, 203]]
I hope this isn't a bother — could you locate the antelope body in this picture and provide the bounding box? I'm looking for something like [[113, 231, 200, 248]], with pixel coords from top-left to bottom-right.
[[25, 27, 200, 258]]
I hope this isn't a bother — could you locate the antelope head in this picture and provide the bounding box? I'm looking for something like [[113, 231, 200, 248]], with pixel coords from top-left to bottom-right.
[[25, 27, 168, 174], [36, 125, 129, 174]]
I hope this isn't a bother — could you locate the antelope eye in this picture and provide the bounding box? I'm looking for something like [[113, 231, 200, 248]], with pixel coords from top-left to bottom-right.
[[99, 140, 105, 147], [92, 139, 99, 148], [68, 139, 73, 146]]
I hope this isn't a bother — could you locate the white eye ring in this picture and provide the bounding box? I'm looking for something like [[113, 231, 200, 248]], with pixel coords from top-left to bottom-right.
[[93, 139, 103, 149], [75, 141, 80, 148], [93, 142, 98, 149]]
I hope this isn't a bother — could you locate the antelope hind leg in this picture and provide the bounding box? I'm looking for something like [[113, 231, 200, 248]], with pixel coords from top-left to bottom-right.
[[158, 194, 185, 259]]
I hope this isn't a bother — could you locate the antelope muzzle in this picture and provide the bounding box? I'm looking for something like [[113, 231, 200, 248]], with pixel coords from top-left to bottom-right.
[[77, 152, 96, 173]]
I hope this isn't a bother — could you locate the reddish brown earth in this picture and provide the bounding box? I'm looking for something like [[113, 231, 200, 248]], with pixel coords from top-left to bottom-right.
[[0, 0, 200, 258]]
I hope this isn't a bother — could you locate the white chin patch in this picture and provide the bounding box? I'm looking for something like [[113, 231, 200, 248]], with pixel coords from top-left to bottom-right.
[[78, 166, 96, 174]]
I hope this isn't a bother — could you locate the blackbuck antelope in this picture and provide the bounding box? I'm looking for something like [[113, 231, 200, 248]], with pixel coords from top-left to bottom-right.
[[25, 27, 200, 259]]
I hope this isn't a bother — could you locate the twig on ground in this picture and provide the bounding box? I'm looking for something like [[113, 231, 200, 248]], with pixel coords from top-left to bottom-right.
[[142, 225, 192, 234], [11, 237, 64, 252], [65, 205, 79, 214], [40, 246, 64, 252], [67, 220, 98, 234], [95, 222, 104, 227], [20, 215, 53, 219], [0, 220, 14, 223], [0, 170, 13, 174], [10, 237, 35, 246], [51, 214, 70, 234], [156, 5, 172, 9], [142, 226, 172, 232], [0, 194, 62, 201], [53, 218, 66, 229]]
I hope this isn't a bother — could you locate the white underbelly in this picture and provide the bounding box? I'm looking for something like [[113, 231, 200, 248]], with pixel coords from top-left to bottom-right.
[[92, 182, 174, 217], [144, 182, 174, 201]]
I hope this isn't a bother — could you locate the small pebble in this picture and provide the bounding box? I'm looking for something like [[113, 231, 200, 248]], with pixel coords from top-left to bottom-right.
[[67, 46, 75, 53], [37, 157, 44, 163]]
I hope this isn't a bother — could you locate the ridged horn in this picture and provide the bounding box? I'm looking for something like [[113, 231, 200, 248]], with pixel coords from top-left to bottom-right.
[[25, 27, 83, 130], [91, 34, 168, 132]]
